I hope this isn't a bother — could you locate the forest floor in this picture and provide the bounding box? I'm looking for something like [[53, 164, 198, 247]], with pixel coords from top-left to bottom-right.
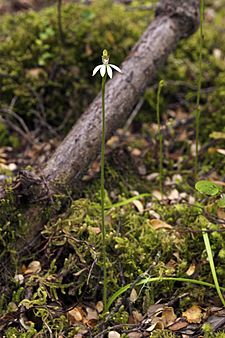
[[0, 0, 225, 337]]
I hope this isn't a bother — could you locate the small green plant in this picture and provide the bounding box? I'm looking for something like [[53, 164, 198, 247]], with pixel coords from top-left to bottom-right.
[[195, 0, 204, 176], [195, 179, 225, 306], [195, 180, 222, 196], [92, 49, 121, 310], [156, 80, 165, 195], [106, 276, 225, 311]]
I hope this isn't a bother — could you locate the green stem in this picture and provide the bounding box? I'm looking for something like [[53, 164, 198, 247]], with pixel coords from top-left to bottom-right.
[[156, 80, 164, 195], [195, 0, 204, 177], [202, 230, 225, 307], [101, 75, 107, 311]]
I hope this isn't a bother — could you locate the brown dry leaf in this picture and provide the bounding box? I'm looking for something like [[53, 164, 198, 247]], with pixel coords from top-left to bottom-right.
[[152, 190, 163, 200], [96, 301, 104, 313], [132, 310, 143, 323], [146, 319, 164, 332], [169, 318, 189, 331], [182, 305, 203, 323], [85, 306, 98, 321], [128, 333, 142, 338], [161, 307, 177, 327], [24, 261, 41, 275], [67, 307, 85, 325], [167, 189, 179, 200], [129, 288, 138, 303], [185, 262, 196, 276], [165, 259, 177, 273], [108, 331, 121, 338], [131, 148, 142, 157], [107, 135, 120, 149], [132, 200, 144, 214], [216, 149, 225, 156], [147, 304, 164, 317], [150, 219, 173, 231], [217, 208, 225, 220]]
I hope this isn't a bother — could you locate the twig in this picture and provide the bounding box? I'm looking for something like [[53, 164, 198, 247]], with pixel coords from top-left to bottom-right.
[[124, 97, 144, 130]]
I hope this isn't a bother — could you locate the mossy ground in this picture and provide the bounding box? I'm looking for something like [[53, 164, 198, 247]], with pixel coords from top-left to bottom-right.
[[0, 0, 225, 336]]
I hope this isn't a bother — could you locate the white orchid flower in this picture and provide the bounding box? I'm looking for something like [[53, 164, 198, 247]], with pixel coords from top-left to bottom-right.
[[92, 49, 121, 79]]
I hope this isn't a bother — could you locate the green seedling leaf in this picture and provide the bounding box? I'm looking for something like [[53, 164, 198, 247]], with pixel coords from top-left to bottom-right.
[[217, 196, 225, 208], [195, 180, 221, 196], [105, 193, 151, 210], [209, 132, 225, 140]]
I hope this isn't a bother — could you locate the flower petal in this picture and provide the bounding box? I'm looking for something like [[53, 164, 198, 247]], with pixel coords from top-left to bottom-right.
[[100, 65, 106, 77], [109, 64, 122, 73], [107, 65, 113, 79], [92, 65, 102, 76]]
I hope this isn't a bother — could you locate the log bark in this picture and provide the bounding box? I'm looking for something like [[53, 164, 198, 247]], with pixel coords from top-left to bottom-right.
[[43, 0, 199, 192]]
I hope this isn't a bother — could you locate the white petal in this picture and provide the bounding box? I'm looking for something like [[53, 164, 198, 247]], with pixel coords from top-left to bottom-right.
[[100, 65, 106, 77], [107, 65, 113, 79], [92, 65, 102, 76], [109, 64, 122, 73]]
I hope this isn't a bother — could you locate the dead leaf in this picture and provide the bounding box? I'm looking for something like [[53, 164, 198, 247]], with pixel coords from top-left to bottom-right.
[[96, 301, 104, 313], [150, 219, 173, 231], [217, 208, 225, 220], [26, 68, 44, 78], [132, 310, 143, 323], [185, 262, 196, 276], [161, 307, 177, 327], [128, 333, 142, 338], [182, 305, 203, 324], [67, 307, 85, 324], [152, 190, 163, 200], [108, 331, 121, 338], [107, 136, 120, 149], [146, 172, 159, 181], [129, 288, 138, 303], [217, 149, 225, 156], [24, 261, 41, 275], [138, 164, 147, 176], [146, 319, 164, 332], [131, 148, 141, 157], [132, 200, 144, 214], [167, 189, 179, 200], [169, 318, 189, 331]]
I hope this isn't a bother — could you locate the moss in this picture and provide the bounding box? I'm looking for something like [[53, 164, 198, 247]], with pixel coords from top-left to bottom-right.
[[150, 330, 176, 338], [0, 122, 20, 148], [0, 0, 149, 136]]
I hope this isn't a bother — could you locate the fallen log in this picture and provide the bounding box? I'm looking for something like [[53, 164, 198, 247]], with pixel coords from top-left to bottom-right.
[[0, 0, 199, 253], [43, 0, 199, 191]]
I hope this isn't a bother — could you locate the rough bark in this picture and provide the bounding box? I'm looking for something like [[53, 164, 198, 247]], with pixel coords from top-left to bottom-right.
[[43, 0, 199, 191]]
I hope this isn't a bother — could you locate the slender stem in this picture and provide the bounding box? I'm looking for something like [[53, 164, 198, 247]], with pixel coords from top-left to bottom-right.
[[202, 230, 225, 307], [101, 75, 107, 311], [195, 0, 204, 177], [156, 80, 164, 195]]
